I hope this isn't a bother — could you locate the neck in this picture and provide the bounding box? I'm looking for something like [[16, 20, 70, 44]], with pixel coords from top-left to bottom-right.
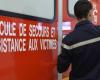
[[78, 18, 88, 22]]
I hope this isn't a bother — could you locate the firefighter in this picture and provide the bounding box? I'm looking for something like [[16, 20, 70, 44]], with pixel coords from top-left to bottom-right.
[[58, 0, 100, 80]]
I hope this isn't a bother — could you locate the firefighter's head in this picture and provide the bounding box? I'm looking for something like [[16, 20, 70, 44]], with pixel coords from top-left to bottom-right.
[[74, 0, 93, 21]]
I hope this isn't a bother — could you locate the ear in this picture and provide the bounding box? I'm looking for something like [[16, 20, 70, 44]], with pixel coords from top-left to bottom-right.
[[87, 10, 93, 22], [88, 11, 92, 17]]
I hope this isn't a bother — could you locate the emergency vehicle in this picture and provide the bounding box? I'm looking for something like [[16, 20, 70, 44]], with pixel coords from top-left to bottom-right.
[[0, 0, 99, 80]]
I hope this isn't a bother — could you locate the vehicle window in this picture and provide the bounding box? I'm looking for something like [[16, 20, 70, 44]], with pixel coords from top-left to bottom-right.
[[0, 0, 54, 20], [68, 0, 78, 17]]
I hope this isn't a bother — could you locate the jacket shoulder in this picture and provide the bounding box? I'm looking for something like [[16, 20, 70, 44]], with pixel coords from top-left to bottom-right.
[[62, 31, 77, 46]]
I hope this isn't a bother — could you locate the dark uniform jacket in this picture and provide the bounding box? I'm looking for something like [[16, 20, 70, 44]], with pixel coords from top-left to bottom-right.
[[58, 20, 100, 80]]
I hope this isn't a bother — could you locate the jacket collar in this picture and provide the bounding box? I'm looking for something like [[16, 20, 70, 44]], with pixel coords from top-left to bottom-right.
[[75, 20, 94, 29]]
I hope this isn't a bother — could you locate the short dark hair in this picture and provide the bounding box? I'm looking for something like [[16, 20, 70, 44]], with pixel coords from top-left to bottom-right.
[[74, 0, 93, 19]]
